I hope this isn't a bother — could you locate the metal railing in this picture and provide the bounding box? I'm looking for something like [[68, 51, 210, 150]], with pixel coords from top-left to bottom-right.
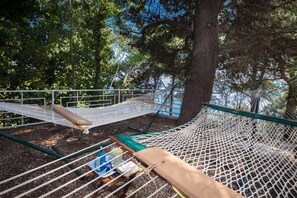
[[1, 88, 265, 129], [0, 89, 183, 129]]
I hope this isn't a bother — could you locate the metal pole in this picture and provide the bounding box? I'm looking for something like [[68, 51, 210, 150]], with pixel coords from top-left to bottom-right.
[[51, 90, 55, 106], [76, 90, 79, 107], [21, 92, 24, 125], [0, 130, 83, 177], [224, 93, 228, 107]]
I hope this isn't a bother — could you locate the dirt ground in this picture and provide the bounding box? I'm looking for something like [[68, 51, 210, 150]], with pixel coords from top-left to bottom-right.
[[0, 114, 177, 197]]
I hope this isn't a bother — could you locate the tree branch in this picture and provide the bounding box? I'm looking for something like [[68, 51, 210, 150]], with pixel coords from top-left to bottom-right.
[[141, 19, 193, 39], [274, 0, 297, 9]]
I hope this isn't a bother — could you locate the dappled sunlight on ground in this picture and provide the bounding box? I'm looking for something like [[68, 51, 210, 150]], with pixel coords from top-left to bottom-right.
[[40, 134, 64, 147], [65, 136, 78, 143], [12, 128, 35, 135], [0, 114, 177, 196]]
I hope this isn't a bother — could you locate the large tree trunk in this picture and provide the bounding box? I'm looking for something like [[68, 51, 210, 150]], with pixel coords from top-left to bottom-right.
[[276, 55, 297, 140], [178, 0, 224, 124]]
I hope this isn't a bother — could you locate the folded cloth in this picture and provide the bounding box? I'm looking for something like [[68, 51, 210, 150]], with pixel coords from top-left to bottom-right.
[[134, 147, 244, 198], [117, 161, 141, 177]]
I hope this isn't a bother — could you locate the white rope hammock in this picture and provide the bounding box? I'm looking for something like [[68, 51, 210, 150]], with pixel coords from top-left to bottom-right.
[[124, 104, 297, 197], [0, 94, 161, 133]]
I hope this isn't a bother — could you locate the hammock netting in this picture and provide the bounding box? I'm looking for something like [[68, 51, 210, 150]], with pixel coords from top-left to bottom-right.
[[0, 104, 296, 197], [68, 96, 161, 130], [121, 104, 297, 197]]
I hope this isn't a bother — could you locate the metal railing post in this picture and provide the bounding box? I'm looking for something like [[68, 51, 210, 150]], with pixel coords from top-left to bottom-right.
[[224, 93, 228, 107], [21, 91, 24, 125], [118, 89, 121, 103], [76, 90, 79, 107], [51, 90, 55, 106]]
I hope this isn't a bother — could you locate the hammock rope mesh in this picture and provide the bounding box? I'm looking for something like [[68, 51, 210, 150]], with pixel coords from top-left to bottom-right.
[[68, 96, 161, 130], [0, 94, 161, 132], [124, 105, 297, 197]]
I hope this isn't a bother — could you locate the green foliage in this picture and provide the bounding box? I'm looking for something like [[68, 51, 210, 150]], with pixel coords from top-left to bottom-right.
[[117, 0, 193, 87], [216, 0, 297, 119], [1, 0, 296, 120], [218, 0, 297, 91], [0, 0, 122, 90]]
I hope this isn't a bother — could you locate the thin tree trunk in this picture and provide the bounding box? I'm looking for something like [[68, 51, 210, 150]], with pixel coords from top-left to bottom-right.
[[81, 1, 101, 89], [153, 76, 159, 89], [70, 35, 75, 89], [69, 0, 75, 89], [178, 0, 224, 124], [93, 28, 101, 89], [145, 75, 150, 89], [169, 75, 176, 116]]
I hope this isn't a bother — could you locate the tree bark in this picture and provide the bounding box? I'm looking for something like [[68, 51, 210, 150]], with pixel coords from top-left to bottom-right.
[[178, 0, 224, 124]]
